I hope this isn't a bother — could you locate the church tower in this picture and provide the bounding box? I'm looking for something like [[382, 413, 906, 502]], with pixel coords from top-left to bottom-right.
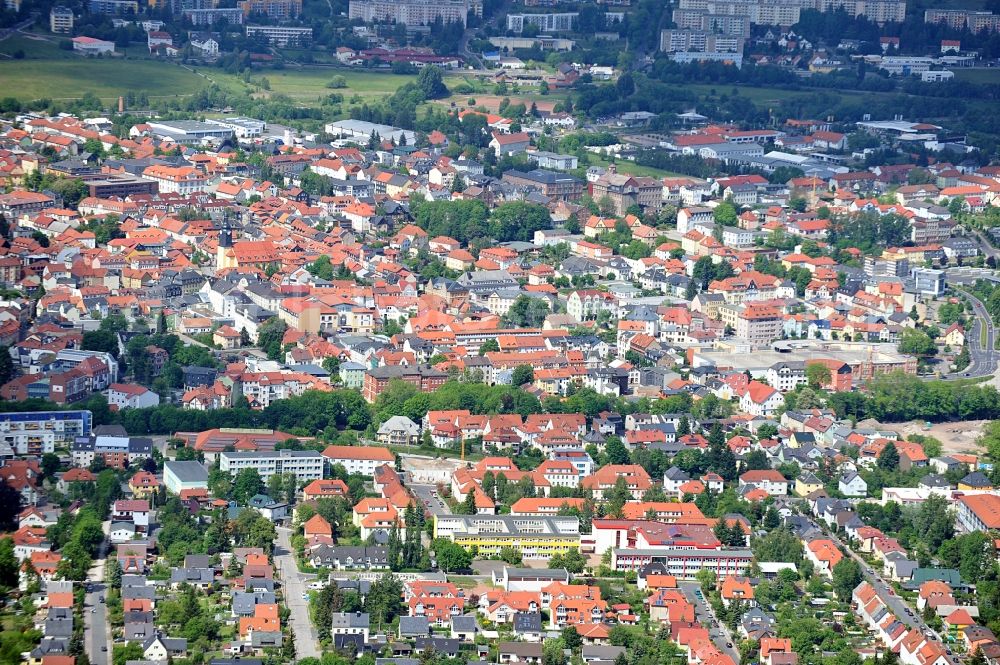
[[217, 218, 233, 269]]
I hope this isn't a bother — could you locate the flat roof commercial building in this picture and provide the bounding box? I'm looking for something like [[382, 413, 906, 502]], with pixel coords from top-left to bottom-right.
[[691, 341, 917, 382], [206, 117, 266, 139], [164, 460, 209, 494], [147, 120, 235, 144], [324, 119, 415, 146]]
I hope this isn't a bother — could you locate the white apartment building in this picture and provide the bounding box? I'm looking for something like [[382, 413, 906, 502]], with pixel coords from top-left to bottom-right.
[[660, 29, 744, 54], [141, 165, 209, 195], [321, 445, 396, 476], [507, 12, 577, 32], [245, 25, 312, 46], [50, 6, 74, 33], [349, 0, 473, 26], [0, 410, 91, 456], [765, 361, 807, 392], [219, 449, 324, 482]]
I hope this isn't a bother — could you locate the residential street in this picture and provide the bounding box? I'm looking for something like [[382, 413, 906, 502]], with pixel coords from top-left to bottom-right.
[[954, 288, 998, 377], [410, 483, 451, 517], [800, 515, 962, 664], [678, 581, 741, 664], [274, 526, 321, 661], [84, 524, 111, 665]]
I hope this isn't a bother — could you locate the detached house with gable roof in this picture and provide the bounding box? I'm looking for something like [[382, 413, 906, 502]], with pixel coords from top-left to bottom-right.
[[490, 132, 531, 157], [740, 381, 783, 417]]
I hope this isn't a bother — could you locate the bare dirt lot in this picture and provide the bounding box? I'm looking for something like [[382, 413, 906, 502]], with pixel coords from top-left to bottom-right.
[[873, 419, 989, 455]]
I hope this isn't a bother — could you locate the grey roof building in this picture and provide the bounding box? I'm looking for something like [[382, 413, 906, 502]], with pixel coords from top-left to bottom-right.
[[398, 616, 431, 638]]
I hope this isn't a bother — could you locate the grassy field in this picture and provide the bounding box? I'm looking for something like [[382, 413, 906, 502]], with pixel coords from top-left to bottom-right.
[[683, 83, 813, 105], [0, 36, 418, 103], [0, 32, 75, 59], [227, 68, 417, 103], [954, 68, 1000, 84], [585, 155, 684, 179], [0, 58, 213, 101]]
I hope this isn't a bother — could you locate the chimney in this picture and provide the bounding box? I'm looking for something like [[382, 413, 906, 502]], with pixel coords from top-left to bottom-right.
[[118, 96, 124, 113]]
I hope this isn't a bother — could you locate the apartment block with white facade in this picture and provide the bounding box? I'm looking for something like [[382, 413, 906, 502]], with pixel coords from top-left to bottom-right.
[[219, 449, 324, 482]]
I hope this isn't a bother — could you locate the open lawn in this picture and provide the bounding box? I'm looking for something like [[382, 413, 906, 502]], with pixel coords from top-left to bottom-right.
[[584, 155, 684, 179], [954, 68, 1000, 84], [0, 32, 74, 59], [0, 58, 211, 101], [435, 92, 567, 114], [0, 49, 419, 103], [218, 68, 418, 103], [683, 83, 813, 105]]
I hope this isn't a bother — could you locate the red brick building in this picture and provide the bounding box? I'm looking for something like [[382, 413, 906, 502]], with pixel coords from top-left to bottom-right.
[[362, 365, 448, 403]]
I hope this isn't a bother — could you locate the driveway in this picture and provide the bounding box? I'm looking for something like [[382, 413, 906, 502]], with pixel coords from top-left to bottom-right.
[[275, 526, 321, 660]]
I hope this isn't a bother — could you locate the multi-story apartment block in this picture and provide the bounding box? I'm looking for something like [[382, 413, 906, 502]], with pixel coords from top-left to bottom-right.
[[956, 494, 1000, 533], [239, 0, 301, 17], [50, 6, 74, 32], [244, 24, 312, 46], [672, 8, 750, 35], [183, 7, 244, 22], [590, 166, 662, 216], [611, 548, 753, 577], [815, 0, 905, 21], [506, 12, 577, 32], [349, 0, 474, 26], [219, 450, 325, 482], [71, 425, 153, 469], [660, 29, 744, 54], [362, 365, 448, 403], [0, 410, 92, 455], [142, 165, 209, 194], [321, 445, 395, 477], [735, 303, 784, 347]]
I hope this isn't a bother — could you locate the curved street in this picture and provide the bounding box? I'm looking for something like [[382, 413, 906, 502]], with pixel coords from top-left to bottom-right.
[[935, 277, 999, 381]]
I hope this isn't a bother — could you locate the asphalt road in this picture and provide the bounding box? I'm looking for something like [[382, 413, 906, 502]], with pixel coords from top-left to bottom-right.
[[275, 526, 321, 661], [959, 289, 997, 369], [410, 483, 452, 517], [974, 232, 1000, 260], [84, 527, 111, 665], [677, 581, 741, 663], [801, 515, 961, 665], [937, 284, 999, 380]]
